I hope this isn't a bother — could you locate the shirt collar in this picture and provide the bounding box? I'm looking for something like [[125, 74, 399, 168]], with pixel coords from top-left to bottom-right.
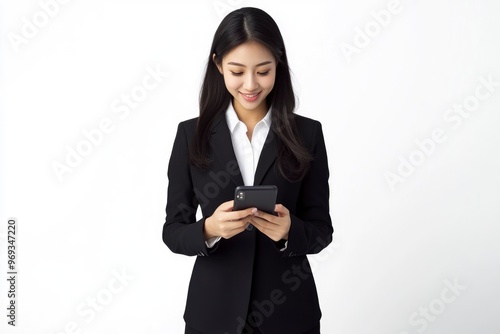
[[225, 102, 272, 134]]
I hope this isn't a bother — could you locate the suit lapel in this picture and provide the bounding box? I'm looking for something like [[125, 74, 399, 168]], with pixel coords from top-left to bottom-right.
[[210, 114, 244, 187], [209, 112, 279, 186], [253, 129, 278, 185]]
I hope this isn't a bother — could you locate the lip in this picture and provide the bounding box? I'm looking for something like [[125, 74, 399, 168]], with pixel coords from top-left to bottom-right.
[[240, 91, 261, 102]]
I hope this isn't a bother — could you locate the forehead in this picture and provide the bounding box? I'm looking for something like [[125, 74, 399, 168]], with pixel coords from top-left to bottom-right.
[[223, 41, 275, 65]]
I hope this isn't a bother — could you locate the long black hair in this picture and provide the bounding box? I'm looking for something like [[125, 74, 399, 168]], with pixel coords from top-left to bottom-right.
[[190, 7, 312, 181]]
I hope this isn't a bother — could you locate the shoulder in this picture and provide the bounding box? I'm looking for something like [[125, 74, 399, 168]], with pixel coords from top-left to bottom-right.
[[178, 117, 199, 128], [176, 117, 199, 134], [294, 114, 322, 128], [293, 114, 324, 143]]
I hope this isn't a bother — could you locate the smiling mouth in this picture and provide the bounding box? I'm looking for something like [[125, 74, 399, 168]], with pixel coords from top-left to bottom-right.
[[241, 92, 259, 97], [240, 91, 261, 101]]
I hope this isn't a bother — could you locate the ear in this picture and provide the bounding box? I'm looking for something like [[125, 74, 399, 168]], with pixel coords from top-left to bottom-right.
[[213, 53, 223, 74]]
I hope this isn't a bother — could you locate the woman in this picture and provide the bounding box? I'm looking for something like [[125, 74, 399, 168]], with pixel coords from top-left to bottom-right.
[[163, 7, 333, 334]]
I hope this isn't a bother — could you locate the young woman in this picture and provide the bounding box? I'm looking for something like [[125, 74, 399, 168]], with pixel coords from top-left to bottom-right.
[[163, 7, 333, 334]]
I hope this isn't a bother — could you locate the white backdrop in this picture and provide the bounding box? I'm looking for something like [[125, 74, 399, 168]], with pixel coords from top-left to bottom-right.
[[1, 0, 500, 333]]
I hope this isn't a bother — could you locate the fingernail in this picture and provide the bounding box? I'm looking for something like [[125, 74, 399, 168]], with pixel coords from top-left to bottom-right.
[[252, 208, 257, 214]]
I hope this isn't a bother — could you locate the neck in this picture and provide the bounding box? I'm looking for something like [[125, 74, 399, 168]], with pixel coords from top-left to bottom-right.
[[233, 100, 267, 126]]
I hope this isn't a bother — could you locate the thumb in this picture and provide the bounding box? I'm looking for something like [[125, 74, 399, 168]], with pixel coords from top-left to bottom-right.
[[219, 200, 235, 212], [274, 204, 288, 215]]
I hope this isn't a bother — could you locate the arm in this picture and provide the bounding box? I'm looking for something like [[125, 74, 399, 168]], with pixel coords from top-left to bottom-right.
[[282, 121, 333, 257], [162, 122, 209, 256]]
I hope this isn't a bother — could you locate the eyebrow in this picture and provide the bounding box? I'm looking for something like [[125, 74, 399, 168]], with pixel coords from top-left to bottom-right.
[[226, 61, 273, 67]]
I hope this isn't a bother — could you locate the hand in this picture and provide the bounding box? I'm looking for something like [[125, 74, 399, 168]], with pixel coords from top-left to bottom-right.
[[204, 200, 257, 240], [249, 204, 291, 242]]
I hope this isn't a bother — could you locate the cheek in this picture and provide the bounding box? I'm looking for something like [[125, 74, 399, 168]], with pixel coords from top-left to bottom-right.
[[223, 75, 240, 91], [262, 75, 276, 90]]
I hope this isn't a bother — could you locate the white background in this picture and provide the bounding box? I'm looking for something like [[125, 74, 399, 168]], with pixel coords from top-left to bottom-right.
[[1, 0, 500, 333]]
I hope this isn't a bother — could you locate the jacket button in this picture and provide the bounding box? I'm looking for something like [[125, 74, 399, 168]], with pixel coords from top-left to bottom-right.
[[245, 224, 254, 231]]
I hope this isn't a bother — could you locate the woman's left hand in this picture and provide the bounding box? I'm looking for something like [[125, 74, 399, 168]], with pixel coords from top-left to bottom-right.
[[249, 204, 291, 242]]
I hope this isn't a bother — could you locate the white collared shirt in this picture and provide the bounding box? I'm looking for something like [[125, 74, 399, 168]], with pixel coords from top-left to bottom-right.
[[205, 102, 271, 249], [225, 102, 272, 187]]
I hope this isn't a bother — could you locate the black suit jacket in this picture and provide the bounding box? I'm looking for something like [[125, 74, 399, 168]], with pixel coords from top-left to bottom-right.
[[163, 113, 333, 334]]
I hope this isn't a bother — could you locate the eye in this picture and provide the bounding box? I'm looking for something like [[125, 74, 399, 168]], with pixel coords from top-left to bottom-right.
[[258, 71, 270, 76], [230, 71, 243, 76]]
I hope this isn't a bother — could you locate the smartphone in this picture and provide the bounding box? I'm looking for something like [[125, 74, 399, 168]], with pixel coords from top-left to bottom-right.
[[233, 185, 278, 214]]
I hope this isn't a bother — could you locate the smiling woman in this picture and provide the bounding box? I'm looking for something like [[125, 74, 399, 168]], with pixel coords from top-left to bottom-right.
[[162, 7, 333, 334], [214, 42, 276, 138]]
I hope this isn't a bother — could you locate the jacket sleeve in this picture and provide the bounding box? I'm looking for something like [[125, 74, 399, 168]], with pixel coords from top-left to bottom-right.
[[162, 122, 215, 257], [281, 121, 333, 257]]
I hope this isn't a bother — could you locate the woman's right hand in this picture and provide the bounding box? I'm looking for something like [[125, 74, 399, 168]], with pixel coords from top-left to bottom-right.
[[204, 200, 257, 240]]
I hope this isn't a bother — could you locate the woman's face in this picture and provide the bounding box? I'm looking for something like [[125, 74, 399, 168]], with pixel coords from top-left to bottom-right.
[[216, 41, 276, 116]]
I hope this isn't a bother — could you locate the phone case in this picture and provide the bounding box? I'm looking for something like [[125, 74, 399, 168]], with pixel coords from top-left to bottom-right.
[[233, 185, 278, 214]]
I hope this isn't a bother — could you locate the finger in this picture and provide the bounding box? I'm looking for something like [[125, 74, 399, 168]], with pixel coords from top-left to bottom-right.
[[226, 207, 257, 221], [249, 218, 268, 233], [253, 210, 279, 224], [219, 221, 249, 238], [211, 215, 248, 230], [250, 218, 282, 241], [219, 219, 250, 231], [274, 204, 289, 216], [226, 223, 248, 234], [249, 216, 265, 226], [250, 217, 281, 232], [218, 200, 235, 212]]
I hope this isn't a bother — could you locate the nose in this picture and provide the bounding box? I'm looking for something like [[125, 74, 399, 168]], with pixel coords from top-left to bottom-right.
[[243, 73, 258, 91]]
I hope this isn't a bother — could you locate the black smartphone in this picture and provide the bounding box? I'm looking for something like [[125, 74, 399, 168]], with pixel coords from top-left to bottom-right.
[[233, 185, 278, 214]]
